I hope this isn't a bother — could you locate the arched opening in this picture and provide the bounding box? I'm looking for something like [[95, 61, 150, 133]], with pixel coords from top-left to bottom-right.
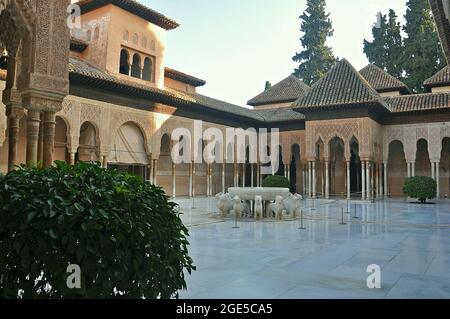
[[107, 122, 148, 179], [142, 57, 153, 81], [349, 137, 361, 196], [54, 117, 68, 162], [155, 134, 173, 195], [131, 54, 141, 79], [275, 145, 284, 177], [78, 122, 98, 162], [290, 144, 301, 193], [329, 137, 345, 196], [440, 137, 450, 198], [416, 139, 431, 177], [119, 49, 129, 75], [388, 140, 407, 197]]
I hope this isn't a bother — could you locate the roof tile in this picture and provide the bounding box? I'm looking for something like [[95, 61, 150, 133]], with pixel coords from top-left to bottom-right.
[[359, 64, 409, 93]]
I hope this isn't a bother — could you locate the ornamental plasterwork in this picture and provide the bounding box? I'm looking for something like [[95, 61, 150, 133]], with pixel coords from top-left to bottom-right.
[[383, 122, 450, 162]]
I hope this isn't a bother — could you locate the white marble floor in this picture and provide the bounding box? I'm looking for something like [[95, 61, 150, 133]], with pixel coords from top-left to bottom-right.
[[176, 197, 450, 299]]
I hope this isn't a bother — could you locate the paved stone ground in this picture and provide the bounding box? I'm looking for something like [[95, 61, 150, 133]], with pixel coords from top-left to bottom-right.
[[176, 197, 450, 299]]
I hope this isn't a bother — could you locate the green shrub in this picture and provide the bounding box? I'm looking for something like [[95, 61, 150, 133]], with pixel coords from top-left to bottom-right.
[[0, 161, 195, 299], [403, 176, 437, 203], [262, 175, 290, 188]]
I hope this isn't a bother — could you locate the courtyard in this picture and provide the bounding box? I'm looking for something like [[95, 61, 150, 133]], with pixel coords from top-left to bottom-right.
[[177, 197, 450, 299]]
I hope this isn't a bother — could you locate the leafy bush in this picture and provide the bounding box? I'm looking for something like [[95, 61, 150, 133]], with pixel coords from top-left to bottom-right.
[[403, 176, 437, 203], [0, 162, 195, 299], [262, 175, 290, 188]]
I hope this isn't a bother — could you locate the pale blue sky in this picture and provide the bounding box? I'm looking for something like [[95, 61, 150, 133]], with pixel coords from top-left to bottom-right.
[[140, 0, 407, 106]]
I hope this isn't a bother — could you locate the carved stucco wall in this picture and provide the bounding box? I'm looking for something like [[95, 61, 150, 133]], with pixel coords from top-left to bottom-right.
[[305, 118, 382, 161], [383, 122, 450, 162]]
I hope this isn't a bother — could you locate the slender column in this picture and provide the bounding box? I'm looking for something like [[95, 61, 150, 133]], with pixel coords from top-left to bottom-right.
[[287, 164, 291, 181], [26, 110, 41, 166], [210, 164, 213, 195], [383, 161, 388, 197], [37, 113, 44, 164], [436, 162, 440, 199], [431, 162, 436, 180], [256, 164, 261, 187], [325, 160, 330, 199], [206, 164, 210, 196], [192, 163, 196, 198], [361, 161, 366, 200], [189, 162, 194, 197], [251, 164, 255, 188], [412, 162, 416, 177], [222, 163, 226, 193], [7, 114, 21, 172], [242, 164, 246, 188], [42, 112, 56, 168], [70, 152, 76, 165], [308, 162, 312, 198], [172, 163, 176, 198], [303, 164, 307, 196], [346, 161, 351, 200], [366, 161, 371, 200], [312, 161, 316, 198], [408, 162, 412, 178], [375, 163, 379, 198], [153, 160, 158, 185], [233, 163, 238, 187]]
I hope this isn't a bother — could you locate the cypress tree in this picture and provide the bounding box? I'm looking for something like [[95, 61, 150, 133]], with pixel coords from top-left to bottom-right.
[[402, 0, 444, 92], [293, 0, 337, 86]]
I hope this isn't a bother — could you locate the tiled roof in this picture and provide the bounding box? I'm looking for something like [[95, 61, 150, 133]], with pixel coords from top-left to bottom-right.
[[69, 57, 301, 123], [293, 59, 387, 110], [70, 36, 89, 53], [165, 67, 206, 87], [69, 57, 194, 104], [247, 75, 310, 106], [385, 92, 450, 113], [423, 66, 450, 88], [76, 0, 179, 30], [359, 64, 409, 93], [254, 108, 305, 122]]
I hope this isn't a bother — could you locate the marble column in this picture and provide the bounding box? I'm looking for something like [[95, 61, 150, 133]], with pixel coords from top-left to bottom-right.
[[209, 164, 213, 195], [366, 161, 371, 200], [256, 164, 261, 187], [361, 161, 366, 200], [153, 160, 158, 185], [189, 162, 194, 197], [206, 164, 210, 196], [70, 152, 76, 165], [192, 163, 196, 198], [436, 162, 440, 199], [312, 161, 316, 198], [172, 163, 176, 198], [234, 163, 238, 187], [383, 161, 388, 197], [37, 113, 44, 164], [26, 110, 41, 166], [325, 160, 330, 199], [42, 112, 56, 168], [412, 162, 416, 177], [222, 163, 226, 193], [242, 164, 246, 188], [308, 161, 312, 198], [346, 161, 351, 200], [7, 113, 21, 172], [251, 164, 255, 188]]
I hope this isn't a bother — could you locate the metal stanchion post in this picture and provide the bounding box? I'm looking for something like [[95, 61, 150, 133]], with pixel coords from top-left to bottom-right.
[[232, 213, 240, 229], [339, 207, 347, 225], [298, 209, 306, 230], [353, 204, 359, 219]]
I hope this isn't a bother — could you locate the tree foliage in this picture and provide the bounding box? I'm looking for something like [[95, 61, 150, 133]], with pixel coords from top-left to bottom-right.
[[0, 162, 195, 299], [363, 10, 404, 79], [402, 0, 444, 92], [293, 0, 337, 85], [262, 175, 290, 188], [403, 176, 437, 203]]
